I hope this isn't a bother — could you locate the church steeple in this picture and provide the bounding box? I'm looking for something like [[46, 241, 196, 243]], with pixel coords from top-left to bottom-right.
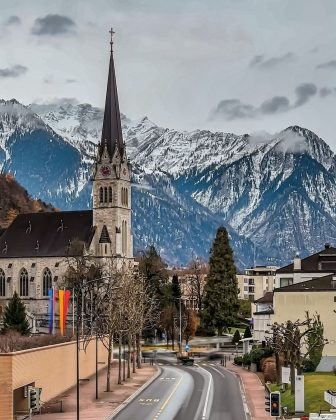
[[99, 28, 124, 161]]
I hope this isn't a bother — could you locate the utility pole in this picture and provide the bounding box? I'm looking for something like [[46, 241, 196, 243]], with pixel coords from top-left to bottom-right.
[[179, 298, 182, 353]]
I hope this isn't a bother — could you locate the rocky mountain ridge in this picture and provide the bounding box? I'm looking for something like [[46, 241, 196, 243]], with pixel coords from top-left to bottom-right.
[[0, 98, 335, 267]]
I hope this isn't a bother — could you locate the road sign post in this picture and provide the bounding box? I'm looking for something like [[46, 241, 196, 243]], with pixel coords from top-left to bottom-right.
[[185, 343, 190, 353]]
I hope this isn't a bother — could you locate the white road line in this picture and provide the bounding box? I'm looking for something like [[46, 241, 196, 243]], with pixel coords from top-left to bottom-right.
[[198, 365, 213, 420]]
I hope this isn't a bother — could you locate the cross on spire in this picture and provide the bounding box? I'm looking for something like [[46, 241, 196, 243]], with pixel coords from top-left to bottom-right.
[[109, 27, 115, 52]]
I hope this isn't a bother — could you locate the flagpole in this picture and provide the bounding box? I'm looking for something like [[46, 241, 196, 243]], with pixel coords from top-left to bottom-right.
[[72, 289, 75, 336], [52, 286, 55, 335]]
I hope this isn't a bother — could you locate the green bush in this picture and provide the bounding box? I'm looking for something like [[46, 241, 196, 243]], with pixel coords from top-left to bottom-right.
[[302, 359, 317, 372], [234, 356, 243, 365], [242, 353, 251, 366], [195, 325, 216, 337], [232, 329, 241, 344]]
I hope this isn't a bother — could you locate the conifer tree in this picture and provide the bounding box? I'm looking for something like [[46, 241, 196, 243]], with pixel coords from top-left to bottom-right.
[[232, 329, 241, 344], [201, 226, 239, 335], [243, 325, 252, 339], [2, 291, 30, 335]]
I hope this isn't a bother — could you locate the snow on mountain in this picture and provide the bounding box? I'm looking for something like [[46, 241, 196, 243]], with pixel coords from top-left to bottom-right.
[[2, 98, 336, 267]]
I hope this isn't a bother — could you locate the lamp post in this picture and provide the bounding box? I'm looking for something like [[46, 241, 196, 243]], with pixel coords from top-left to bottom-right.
[[74, 276, 119, 420]]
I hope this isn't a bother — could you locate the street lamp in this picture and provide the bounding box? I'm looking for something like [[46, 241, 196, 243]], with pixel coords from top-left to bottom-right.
[[74, 276, 120, 420]]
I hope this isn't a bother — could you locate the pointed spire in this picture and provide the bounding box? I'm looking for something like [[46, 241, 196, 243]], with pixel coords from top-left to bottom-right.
[[99, 28, 124, 160]]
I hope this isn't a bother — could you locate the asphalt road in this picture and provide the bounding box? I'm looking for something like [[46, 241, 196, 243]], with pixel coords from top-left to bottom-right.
[[113, 353, 247, 420]]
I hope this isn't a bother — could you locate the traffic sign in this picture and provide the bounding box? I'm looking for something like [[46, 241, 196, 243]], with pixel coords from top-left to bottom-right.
[[185, 344, 190, 352]]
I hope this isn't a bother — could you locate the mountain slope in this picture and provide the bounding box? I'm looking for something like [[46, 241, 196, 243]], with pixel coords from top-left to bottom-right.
[[1, 98, 335, 267]]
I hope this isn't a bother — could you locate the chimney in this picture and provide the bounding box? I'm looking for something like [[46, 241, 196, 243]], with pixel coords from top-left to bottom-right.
[[325, 243, 331, 249], [293, 253, 301, 271], [332, 276, 336, 288]]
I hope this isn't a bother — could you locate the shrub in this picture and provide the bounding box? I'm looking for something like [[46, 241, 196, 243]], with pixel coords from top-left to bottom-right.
[[195, 325, 216, 337], [242, 353, 251, 366], [234, 356, 243, 365], [262, 357, 277, 383], [232, 329, 241, 344], [302, 359, 317, 372], [243, 326, 252, 339]]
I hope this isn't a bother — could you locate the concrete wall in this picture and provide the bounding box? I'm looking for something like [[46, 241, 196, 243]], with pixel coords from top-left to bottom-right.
[[273, 290, 336, 363], [0, 338, 109, 420]]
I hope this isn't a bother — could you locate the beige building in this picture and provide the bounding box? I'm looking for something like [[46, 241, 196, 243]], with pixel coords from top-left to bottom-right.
[[273, 274, 336, 371], [237, 265, 277, 302], [0, 40, 133, 324]]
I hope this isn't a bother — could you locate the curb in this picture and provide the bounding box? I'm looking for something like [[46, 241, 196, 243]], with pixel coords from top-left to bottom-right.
[[227, 367, 251, 420], [105, 364, 162, 419]]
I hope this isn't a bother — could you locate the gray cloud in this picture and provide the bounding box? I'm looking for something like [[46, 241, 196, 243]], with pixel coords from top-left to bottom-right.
[[212, 99, 256, 120], [260, 96, 290, 114], [320, 87, 336, 97], [5, 16, 21, 26], [294, 83, 317, 107], [212, 83, 318, 120], [31, 14, 76, 36], [316, 60, 336, 70], [0, 64, 27, 78], [66, 78, 77, 84], [250, 52, 294, 69]]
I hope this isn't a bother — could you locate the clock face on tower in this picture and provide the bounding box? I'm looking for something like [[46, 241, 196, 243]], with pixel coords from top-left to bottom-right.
[[100, 165, 111, 177]]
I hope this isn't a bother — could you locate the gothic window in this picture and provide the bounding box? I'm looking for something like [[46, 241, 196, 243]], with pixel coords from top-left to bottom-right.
[[42, 268, 52, 297], [104, 187, 108, 203], [126, 188, 128, 207], [108, 186, 113, 203], [19, 268, 29, 297], [121, 188, 124, 205], [99, 187, 104, 203], [0, 269, 5, 297], [122, 220, 127, 255]]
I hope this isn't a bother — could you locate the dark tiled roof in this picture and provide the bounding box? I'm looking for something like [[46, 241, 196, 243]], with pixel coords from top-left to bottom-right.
[[254, 291, 273, 304], [253, 310, 274, 315], [0, 228, 6, 238], [0, 211, 94, 258], [276, 246, 336, 274], [275, 274, 336, 292], [99, 225, 111, 243]]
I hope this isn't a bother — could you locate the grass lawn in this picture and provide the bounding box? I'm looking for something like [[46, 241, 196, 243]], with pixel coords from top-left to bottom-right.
[[269, 372, 336, 415]]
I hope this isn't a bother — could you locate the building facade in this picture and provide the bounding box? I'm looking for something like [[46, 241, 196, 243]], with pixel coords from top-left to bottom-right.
[[252, 292, 273, 342], [273, 274, 336, 371], [275, 244, 336, 288], [237, 265, 277, 302], [0, 38, 133, 322]]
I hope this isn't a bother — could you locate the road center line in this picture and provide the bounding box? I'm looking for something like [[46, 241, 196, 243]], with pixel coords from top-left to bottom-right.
[[198, 365, 213, 420], [155, 376, 183, 417]]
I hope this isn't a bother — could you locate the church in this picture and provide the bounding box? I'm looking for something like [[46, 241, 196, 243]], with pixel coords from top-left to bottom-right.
[[0, 34, 133, 321]]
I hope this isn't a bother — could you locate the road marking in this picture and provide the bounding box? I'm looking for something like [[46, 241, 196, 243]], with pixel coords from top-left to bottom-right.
[[152, 375, 183, 419], [198, 365, 213, 420], [209, 365, 225, 378]]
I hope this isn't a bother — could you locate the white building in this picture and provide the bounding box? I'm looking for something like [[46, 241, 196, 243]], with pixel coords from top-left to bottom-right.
[[252, 292, 273, 342], [237, 266, 277, 302]]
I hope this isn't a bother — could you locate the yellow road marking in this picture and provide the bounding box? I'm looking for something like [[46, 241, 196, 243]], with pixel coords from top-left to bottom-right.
[[153, 376, 183, 419]]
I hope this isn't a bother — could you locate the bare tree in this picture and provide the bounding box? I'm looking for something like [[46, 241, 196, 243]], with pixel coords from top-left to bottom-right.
[[185, 257, 207, 311]]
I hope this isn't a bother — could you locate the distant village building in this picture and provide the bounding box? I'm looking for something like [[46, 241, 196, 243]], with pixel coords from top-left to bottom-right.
[[237, 265, 277, 302], [252, 292, 273, 342], [0, 38, 133, 323], [275, 243, 336, 288]]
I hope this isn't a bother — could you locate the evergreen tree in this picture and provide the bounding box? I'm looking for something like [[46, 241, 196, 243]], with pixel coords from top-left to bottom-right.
[[2, 291, 30, 335], [243, 325, 252, 339], [201, 226, 239, 335], [138, 245, 170, 308], [232, 329, 241, 344]]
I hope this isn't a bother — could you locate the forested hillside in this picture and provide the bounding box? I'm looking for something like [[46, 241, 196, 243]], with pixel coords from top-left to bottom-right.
[[0, 173, 55, 228]]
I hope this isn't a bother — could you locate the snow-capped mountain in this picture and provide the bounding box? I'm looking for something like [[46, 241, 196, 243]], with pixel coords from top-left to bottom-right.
[[1, 98, 336, 267]]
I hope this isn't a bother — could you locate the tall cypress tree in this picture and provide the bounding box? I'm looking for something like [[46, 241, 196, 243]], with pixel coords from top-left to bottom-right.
[[202, 226, 239, 336], [2, 291, 30, 335]]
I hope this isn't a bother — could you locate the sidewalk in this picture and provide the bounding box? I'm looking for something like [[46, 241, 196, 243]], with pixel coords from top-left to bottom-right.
[[36, 361, 156, 419], [227, 361, 270, 420]]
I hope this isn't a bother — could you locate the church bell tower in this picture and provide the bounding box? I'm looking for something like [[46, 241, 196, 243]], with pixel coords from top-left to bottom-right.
[[92, 30, 133, 259]]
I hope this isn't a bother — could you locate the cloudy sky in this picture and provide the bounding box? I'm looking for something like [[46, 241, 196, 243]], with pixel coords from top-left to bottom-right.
[[1, 0, 336, 147]]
